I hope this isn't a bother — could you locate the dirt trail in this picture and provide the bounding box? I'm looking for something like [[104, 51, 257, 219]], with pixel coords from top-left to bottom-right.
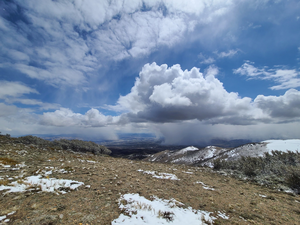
[[1, 137, 300, 224]]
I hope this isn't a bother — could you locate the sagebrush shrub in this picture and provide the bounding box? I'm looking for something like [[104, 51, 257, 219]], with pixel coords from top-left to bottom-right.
[[213, 151, 300, 194]]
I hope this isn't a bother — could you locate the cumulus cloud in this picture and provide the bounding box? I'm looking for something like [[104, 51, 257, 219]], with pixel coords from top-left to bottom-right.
[[254, 89, 300, 120], [106, 62, 300, 127], [234, 61, 300, 90], [109, 63, 264, 124], [40, 108, 119, 127]]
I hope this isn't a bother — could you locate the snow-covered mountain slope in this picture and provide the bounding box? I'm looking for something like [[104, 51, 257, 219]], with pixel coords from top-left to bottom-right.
[[144, 139, 300, 167], [219, 139, 300, 162], [143, 145, 228, 166]]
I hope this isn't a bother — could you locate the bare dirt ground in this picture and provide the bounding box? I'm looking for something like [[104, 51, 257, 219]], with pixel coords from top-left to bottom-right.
[[1, 136, 300, 224]]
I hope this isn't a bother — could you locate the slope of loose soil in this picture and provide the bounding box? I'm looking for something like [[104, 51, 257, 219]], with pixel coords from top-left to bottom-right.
[[1, 136, 300, 224]]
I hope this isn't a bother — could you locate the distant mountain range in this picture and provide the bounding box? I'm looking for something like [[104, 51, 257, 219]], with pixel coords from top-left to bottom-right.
[[26, 134, 254, 157], [144, 139, 300, 167]]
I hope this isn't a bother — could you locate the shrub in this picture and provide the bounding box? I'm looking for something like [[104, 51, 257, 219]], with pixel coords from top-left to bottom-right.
[[53, 139, 111, 155], [14, 135, 111, 155], [286, 168, 300, 194], [213, 151, 300, 194]]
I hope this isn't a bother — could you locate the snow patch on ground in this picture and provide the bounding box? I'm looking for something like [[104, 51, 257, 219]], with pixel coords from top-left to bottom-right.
[[112, 193, 216, 225], [183, 171, 194, 174], [0, 175, 84, 194], [195, 181, 215, 191], [138, 169, 179, 180], [217, 211, 229, 220], [0, 162, 83, 195], [0, 211, 15, 223]]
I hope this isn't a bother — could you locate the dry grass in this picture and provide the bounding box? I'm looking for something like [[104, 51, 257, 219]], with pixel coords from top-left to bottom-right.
[[0, 157, 19, 166], [0, 179, 10, 186], [0, 135, 300, 224]]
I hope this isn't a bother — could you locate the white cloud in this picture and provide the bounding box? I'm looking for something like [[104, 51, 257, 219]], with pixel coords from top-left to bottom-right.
[[5, 98, 59, 110], [40, 108, 119, 127], [0, 0, 235, 87], [110, 63, 260, 124], [215, 49, 239, 58], [107, 63, 300, 127], [0, 81, 60, 111], [0, 116, 119, 140], [234, 61, 300, 90], [254, 89, 300, 119], [198, 49, 239, 65], [0, 81, 38, 98], [198, 53, 216, 64], [0, 103, 18, 117]]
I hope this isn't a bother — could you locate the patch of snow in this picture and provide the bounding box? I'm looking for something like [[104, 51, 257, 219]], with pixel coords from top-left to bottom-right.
[[0, 215, 6, 222], [0, 211, 15, 222], [44, 170, 53, 175], [0, 175, 83, 194], [239, 216, 247, 221], [183, 171, 194, 174], [1, 164, 11, 168], [195, 181, 215, 191], [217, 211, 229, 220], [112, 193, 215, 225], [7, 211, 15, 216], [138, 170, 179, 180]]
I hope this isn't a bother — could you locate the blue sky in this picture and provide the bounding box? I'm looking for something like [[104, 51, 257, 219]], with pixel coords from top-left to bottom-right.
[[1, 0, 300, 144]]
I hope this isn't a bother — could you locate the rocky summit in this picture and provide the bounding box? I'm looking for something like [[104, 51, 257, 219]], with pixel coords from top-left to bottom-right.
[[1, 135, 300, 224]]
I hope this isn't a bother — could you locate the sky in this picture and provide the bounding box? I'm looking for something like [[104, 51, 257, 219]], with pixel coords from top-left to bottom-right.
[[0, 0, 300, 144]]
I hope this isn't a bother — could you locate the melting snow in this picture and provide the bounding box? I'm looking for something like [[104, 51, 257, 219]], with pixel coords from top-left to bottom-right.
[[183, 171, 194, 174], [112, 193, 216, 225], [217, 211, 229, 220], [138, 169, 179, 180], [0, 211, 16, 223], [0, 175, 84, 194], [195, 181, 215, 191], [0, 162, 83, 194]]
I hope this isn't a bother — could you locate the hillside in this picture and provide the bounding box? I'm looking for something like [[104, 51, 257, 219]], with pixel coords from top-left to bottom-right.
[[1, 135, 300, 224], [144, 140, 300, 167]]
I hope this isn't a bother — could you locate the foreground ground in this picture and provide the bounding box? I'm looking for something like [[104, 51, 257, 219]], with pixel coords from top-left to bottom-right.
[[1, 136, 300, 224]]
